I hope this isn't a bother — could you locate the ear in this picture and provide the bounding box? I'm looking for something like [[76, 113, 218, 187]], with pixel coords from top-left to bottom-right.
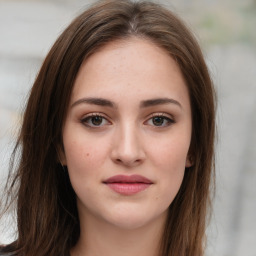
[[56, 144, 67, 166], [185, 154, 193, 168]]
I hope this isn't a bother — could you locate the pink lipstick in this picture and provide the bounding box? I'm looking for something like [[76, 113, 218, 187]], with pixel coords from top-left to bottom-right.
[[103, 175, 153, 195]]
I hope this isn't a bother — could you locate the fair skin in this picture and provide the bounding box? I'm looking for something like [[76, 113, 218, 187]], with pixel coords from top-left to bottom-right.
[[62, 37, 192, 256]]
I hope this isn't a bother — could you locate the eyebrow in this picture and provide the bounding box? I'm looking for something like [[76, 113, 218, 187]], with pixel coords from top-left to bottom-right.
[[71, 97, 117, 108], [140, 98, 182, 109], [71, 97, 182, 109]]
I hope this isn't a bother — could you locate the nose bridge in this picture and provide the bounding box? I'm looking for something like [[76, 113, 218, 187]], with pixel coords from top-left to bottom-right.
[[120, 122, 139, 152], [111, 119, 145, 166]]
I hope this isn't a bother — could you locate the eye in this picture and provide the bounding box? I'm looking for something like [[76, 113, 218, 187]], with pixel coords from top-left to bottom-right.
[[145, 114, 174, 127], [81, 114, 111, 128]]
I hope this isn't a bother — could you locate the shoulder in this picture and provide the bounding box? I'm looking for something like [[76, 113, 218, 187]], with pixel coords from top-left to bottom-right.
[[0, 251, 14, 256], [0, 245, 15, 256]]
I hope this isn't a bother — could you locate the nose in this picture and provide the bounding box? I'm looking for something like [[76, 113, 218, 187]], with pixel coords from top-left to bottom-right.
[[110, 124, 146, 167]]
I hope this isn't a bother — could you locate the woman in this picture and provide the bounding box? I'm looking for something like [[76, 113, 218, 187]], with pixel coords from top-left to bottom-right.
[[0, 0, 216, 255]]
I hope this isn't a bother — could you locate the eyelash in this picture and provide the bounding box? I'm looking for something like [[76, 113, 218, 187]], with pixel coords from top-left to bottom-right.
[[80, 113, 111, 128], [145, 113, 175, 127], [80, 113, 175, 128]]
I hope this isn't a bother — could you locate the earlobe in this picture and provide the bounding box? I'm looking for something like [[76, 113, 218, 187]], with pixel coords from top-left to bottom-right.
[[185, 155, 193, 168]]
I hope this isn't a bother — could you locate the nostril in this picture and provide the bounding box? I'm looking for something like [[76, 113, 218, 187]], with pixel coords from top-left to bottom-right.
[[114, 157, 143, 167]]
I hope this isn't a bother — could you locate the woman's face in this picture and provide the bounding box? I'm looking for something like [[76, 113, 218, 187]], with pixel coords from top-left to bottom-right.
[[62, 38, 192, 230]]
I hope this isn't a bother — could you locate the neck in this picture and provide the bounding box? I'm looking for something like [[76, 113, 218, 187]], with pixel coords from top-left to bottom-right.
[[71, 210, 166, 256]]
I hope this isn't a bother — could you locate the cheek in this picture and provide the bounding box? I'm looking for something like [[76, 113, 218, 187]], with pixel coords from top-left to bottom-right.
[[63, 137, 102, 178], [63, 139, 103, 196], [150, 135, 190, 170], [148, 133, 190, 200], [154, 147, 186, 209]]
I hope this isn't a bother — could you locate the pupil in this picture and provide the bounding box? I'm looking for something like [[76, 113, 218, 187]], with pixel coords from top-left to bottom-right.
[[92, 116, 103, 125], [153, 117, 164, 126]]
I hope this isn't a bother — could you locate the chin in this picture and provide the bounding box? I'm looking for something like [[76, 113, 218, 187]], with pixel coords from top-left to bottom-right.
[[104, 207, 167, 231], [111, 217, 148, 230]]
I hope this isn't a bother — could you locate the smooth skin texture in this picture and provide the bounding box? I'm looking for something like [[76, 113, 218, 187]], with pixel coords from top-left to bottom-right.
[[62, 37, 192, 256]]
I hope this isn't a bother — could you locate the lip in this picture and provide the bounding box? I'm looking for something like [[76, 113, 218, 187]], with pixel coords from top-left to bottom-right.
[[103, 175, 153, 195]]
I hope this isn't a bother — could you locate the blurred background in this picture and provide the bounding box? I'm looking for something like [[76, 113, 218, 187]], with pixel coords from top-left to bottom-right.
[[0, 0, 255, 255]]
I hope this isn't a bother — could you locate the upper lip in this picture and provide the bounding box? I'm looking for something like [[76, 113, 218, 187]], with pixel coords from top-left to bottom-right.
[[103, 175, 153, 184]]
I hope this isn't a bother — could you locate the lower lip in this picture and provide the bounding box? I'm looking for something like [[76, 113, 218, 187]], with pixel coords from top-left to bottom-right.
[[105, 183, 151, 195]]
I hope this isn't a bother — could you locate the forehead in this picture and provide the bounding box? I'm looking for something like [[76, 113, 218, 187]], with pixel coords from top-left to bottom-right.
[[78, 37, 179, 80], [71, 37, 190, 109]]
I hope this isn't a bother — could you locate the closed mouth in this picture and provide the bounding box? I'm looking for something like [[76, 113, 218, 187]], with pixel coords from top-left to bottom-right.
[[103, 174, 153, 184], [103, 175, 153, 195]]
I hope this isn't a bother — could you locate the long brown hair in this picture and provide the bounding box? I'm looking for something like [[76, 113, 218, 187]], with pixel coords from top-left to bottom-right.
[[0, 0, 216, 255]]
